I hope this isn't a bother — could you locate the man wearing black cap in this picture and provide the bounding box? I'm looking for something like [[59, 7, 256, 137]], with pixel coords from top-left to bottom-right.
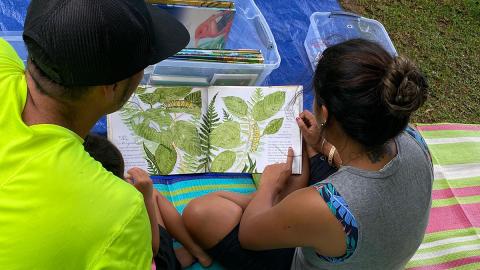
[[0, 0, 188, 269]]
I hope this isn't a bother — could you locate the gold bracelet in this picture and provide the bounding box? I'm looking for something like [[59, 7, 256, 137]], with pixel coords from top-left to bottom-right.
[[328, 145, 336, 166]]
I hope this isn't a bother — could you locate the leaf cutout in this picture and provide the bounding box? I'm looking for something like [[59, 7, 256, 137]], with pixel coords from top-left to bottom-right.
[[185, 91, 202, 107], [136, 86, 147, 94], [172, 120, 201, 156], [252, 91, 286, 121], [179, 152, 202, 174], [210, 151, 236, 172], [210, 121, 242, 149], [131, 120, 158, 142], [144, 108, 172, 128], [164, 107, 201, 117], [223, 109, 233, 121], [137, 92, 157, 107], [154, 87, 193, 103], [143, 143, 160, 175], [263, 118, 284, 135], [223, 96, 248, 118], [153, 130, 174, 146], [252, 174, 261, 187], [155, 144, 177, 175], [251, 88, 264, 104]]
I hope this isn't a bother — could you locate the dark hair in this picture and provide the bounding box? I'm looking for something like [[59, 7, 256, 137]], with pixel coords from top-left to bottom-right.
[[27, 59, 91, 101], [314, 39, 428, 150], [83, 133, 125, 179], [25, 37, 91, 101]]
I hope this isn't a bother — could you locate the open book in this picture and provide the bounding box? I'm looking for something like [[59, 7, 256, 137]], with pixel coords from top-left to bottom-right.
[[107, 85, 303, 175]]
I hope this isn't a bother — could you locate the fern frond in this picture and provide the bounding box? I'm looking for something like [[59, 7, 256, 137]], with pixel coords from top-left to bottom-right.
[[179, 152, 202, 174], [250, 88, 264, 105], [198, 93, 221, 171], [185, 90, 202, 107], [241, 154, 258, 174], [223, 109, 233, 121], [143, 143, 160, 175]]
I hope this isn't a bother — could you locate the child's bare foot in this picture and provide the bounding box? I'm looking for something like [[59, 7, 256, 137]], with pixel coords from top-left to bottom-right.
[[191, 247, 213, 267], [174, 247, 195, 268]]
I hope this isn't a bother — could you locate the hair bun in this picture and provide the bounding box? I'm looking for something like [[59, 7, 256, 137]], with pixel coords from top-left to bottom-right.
[[381, 56, 428, 118]]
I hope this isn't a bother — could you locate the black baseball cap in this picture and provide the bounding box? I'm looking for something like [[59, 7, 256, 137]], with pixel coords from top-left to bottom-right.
[[23, 0, 189, 87]]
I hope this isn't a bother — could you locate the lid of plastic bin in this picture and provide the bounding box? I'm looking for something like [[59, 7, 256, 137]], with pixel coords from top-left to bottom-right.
[[309, 11, 397, 58], [0, 31, 28, 64]]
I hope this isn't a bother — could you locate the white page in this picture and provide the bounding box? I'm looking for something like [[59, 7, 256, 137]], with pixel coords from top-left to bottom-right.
[[108, 86, 208, 175], [108, 109, 149, 172], [206, 86, 303, 174]]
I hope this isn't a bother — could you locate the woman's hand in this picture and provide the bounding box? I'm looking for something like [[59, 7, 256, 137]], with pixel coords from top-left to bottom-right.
[[259, 148, 294, 194], [296, 110, 322, 148], [126, 167, 153, 200]]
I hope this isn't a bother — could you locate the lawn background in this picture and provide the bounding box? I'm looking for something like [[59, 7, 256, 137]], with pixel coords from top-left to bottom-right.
[[340, 0, 480, 123]]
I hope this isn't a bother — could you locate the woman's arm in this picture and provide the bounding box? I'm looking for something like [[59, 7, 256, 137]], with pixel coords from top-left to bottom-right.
[[238, 154, 346, 257], [240, 187, 346, 256], [297, 110, 342, 168]]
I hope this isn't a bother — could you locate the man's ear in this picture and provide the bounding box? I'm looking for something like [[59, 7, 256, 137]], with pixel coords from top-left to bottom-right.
[[100, 83, 117, 102]]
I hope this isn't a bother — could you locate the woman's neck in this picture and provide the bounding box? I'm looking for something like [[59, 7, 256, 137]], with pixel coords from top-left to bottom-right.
[[325, 126, 398, 171]]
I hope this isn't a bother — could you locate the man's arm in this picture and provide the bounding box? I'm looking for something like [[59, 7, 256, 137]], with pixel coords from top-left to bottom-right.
[[127, 168, 160, 255], [91, 201, 152, 270]]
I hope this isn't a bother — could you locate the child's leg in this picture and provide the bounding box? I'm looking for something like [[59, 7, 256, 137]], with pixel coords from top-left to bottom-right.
[[153, 193, 165, 227], [154, 190, 213, 267], [174, 247, 195, 269]]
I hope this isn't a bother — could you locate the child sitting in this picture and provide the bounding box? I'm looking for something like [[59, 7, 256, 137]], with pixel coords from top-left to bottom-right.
[[83, 133, 212, 269]]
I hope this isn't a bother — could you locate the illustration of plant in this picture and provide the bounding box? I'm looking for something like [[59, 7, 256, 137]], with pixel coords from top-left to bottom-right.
[[209, 88, 286, 172], [120, 86, 204, 175], [120, 87, 289, 174], [197, 93, 220, 172]]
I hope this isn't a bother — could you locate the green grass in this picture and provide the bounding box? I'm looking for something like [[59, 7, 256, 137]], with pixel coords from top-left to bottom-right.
[[340, 0, 480, 123]]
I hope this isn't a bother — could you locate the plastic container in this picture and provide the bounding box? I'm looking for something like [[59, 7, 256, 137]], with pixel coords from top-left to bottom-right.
[[304, 11, 397, 70], [1, 0, 280, 86], [147, 0, 280, 86], [0, 31, 28, 65]]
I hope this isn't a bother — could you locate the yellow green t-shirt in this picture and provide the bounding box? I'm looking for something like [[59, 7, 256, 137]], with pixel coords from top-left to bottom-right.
[[0, 38, 152, 269]]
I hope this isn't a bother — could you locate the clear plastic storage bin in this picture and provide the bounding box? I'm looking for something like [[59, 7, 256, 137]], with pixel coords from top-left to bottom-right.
[[0, 0, 280, 86], [0, 31, 28, 65], [304, 11, 397, 70]]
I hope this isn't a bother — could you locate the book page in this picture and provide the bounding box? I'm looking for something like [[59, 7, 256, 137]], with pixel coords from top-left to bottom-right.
[[107, 86, 208, 175], [205, 86, 303, 174]]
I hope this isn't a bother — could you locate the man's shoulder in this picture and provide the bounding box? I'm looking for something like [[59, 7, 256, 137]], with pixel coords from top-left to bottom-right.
[[0, 136, 150, 269], [0, 38, 24, 74], [28, 137, 144, 210]]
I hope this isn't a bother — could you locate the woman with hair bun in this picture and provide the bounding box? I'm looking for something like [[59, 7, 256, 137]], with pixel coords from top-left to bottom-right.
[[182, 39, 433, 270]]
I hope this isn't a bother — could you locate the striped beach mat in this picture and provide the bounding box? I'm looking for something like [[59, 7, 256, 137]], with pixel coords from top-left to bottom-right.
[[152, 173, 256, 215], [153, 173, 256, 270], [406, 124, 480, 270]]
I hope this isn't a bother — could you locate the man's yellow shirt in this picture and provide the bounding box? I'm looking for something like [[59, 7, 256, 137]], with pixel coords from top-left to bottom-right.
[[0, 38, 152, 269]]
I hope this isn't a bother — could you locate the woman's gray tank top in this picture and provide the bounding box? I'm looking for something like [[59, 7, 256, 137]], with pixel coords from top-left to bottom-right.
[[291, 132, 434, 270]]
